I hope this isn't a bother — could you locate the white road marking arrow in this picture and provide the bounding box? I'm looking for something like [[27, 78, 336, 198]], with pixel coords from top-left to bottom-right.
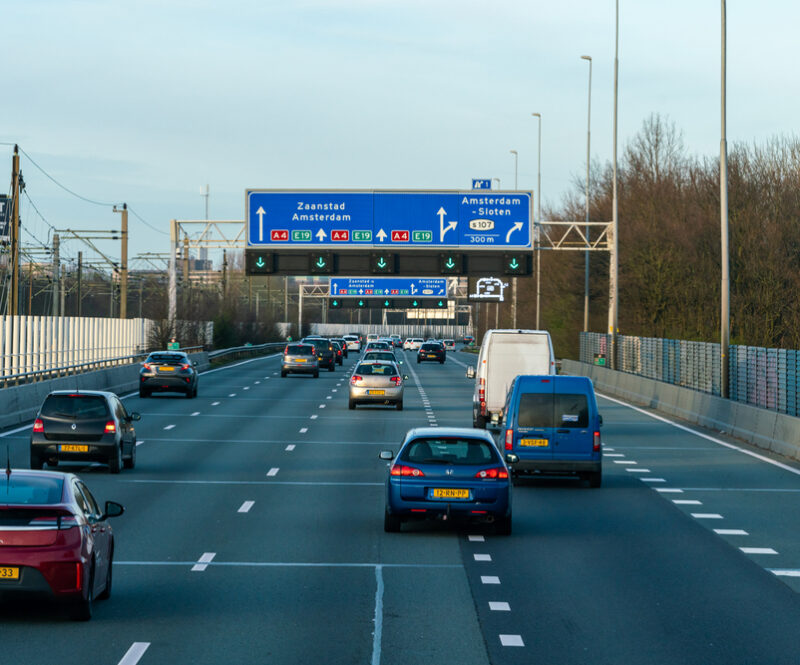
[[376, 228, 387, 242], [505, 221, 524, 243], [316, 228, 327, 242], [439, 207, 457, 242], [256, 206, 266, 241]]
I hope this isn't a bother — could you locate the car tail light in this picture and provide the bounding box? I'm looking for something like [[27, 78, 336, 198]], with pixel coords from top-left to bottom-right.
[[142, 362, 153, 371], [475, 467, 509, 480], [337, 349, 342, 356], [181, 363, 190, 370], [284, 346, 289, 354], [505, 429, 513, 450], [350, 375, 362, 385], [390, 465, 425, 477], [310, 346, 316, 355], [593, 431, 601, 452], [390, 376, 402, 386], [478, 378, 486, 414], [33, 418, 44, 433], [104, 421, 116, 434]]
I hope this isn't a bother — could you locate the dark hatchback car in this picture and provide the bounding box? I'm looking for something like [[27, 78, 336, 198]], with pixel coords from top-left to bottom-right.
[[0, 469, 124, 620], [417, 342, 446, 364], [139, 351, 199, 398], [331, 339, 345, 365], [30, 391, 140, 474], [302, 337, 336, 371]]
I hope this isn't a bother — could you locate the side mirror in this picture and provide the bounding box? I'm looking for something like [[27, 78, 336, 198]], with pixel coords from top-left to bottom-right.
[[505, 454, 519, 464], [403, 375, 409, 381], [466, 367, 476, 379], [379, 450, 394, 461], [102, 501, 125, 519], [130, 412, 141, 422], [193, 361, 198, 367]]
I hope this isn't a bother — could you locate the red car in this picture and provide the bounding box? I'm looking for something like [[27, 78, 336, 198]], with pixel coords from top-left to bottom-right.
[[0, 469, 124, 620]]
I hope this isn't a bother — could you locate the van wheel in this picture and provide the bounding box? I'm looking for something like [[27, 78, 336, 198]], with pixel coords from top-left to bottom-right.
[[588, 470, 602, 488]]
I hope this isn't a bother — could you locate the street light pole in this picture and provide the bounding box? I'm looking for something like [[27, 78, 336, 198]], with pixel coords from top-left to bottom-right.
[[581, 55, 592, 333], [609, 0, 620, 369], [510, 150, 519, 328], [720, 0, 730, 398], [532, 113, 542, 329]]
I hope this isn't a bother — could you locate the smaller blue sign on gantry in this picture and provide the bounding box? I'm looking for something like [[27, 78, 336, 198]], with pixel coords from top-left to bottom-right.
[[471, 179, 492, 190], [329, 277, 448, 298]]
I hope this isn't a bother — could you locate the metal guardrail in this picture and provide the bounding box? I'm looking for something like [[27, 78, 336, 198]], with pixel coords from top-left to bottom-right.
[[207, 342, 285, 361], [579, 332, 800, 417]]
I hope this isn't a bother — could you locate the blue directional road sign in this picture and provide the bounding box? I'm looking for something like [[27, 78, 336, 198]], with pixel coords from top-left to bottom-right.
[[329, 277, 448, 298], [245, 190, 531, 249], [471, 179, 492, 190]]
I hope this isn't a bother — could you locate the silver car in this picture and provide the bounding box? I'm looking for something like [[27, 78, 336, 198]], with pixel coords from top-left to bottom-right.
[[349, 361, 406, 410], [362, 350, 404, 366], [281, 343, 320, 378]]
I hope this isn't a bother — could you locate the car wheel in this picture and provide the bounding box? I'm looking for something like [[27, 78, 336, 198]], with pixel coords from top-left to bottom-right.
[[70, 563, 94, 621], [109, 445, 122, 474], [474, 415, 486, 429], [348, 399, 356, 410], [123, 441, 136, 469], [417, 358, 421, 364], [328, 364, 335, 372], [30, 453, 44, 470], [495, 513, 512, 536], [439, 359, 444, 364], [138, 388, 149, 398], [47, 457, 59, 467], [97, 546, 113, 600], [396, 401, 403, 411], [384, 509, 401, 533], [192, 386, 198, 398], [313, 371, 319, 378], [588, 470, 602, 488], [281, 371, 287, 378], [185, 388, 193, 399]]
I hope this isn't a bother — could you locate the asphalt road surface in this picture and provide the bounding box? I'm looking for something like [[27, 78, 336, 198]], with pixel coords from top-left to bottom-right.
[[2, 349, 800, 665]]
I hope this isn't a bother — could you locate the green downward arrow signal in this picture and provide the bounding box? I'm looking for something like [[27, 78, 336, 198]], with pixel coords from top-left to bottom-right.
[[316, 257, 326, 268], [445, 258, 456, 269], [412, 300, 419, 307], [384, 300, 390, 307], [377, 257, 387, 269], [358, 300, 365, 307], [438, 301, 444, 307], [509, 258, 519, 270], [255, 257, 265, 268]]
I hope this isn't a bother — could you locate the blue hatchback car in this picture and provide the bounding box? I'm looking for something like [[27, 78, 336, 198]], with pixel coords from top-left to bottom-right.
[[380, 427, 512, 534], [501, 375, 603, 487]]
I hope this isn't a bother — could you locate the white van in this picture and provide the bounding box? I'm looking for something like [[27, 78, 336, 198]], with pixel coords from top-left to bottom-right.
[[467, 329, 555, 428]]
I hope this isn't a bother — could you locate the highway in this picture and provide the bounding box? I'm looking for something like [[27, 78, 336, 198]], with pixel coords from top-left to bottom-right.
[[2, 348, 800, 664]]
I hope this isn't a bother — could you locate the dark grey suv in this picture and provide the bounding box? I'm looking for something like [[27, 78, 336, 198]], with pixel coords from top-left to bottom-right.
[[302, 337, 336, 371]]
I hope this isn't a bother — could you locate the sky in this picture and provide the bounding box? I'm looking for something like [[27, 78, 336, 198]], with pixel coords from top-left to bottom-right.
[[2, 0, 798, 270]]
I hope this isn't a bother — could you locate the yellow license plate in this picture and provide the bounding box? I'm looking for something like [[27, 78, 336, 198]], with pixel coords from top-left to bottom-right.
[[520, 439, 549, 447], [158, 366, 175, 372], [0, 567, 20, 580], [294, 358, 307, 363], [367, 390, 385, 395], [60, 444, 89, 452], [432, 488, 470, 499]]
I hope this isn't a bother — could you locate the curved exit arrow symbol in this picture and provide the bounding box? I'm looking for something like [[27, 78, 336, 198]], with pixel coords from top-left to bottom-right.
[[438, 207, 457, 242], [505, 221, 524, 243], [256, 207, 266, 241]]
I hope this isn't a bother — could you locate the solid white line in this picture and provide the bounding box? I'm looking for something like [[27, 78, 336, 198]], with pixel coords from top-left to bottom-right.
[[371, 565, 384, 665], [191, 552, 216, 572], [598, 392, 800, 477], [769, 569, 800, 577], [468, 535, 485, 542], [267, 467, 280, 477], [655, 488, 683, 493], [481, 576, 501, 584], [740, 547, 778, 554], [286, 444, 296, 451], [489, 601, 511, 611], [163, 424, 175, 431], [0, 423, 35, 438], [191, 412, 200, 416], [238, 501, 255, 513], [641, 478, 666, 482], [673, 499, 703, 505], [714, 529, 748, 535], [474, 554, 492, 562], [499, 635, 525, 647], [691, 513, 723, 519], [212, 401, 220, 406], [117, 642, 150, 665]]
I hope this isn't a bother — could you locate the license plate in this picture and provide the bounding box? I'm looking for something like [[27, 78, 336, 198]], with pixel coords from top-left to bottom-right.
[[426, 354, 436, 358], [519, 438, 549, 447], [431, 488, 470, 500], [60, 444, 89, 452], [366, 390, 385, 395], [158, 366, 175, 372], [294, 358, 307, 363], [0, 567, 19, 580]]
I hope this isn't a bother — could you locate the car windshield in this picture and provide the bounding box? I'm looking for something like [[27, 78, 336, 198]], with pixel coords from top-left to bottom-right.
[[402, 437, 498, 465], [286, 345, 314, 356], [518, 393, 589, 428], [147, 354, 186, 364], [0, 475, 64, 505], [356, 363, 398, 376], [41, 395, 109, 419], [363, 352, 396, 363]]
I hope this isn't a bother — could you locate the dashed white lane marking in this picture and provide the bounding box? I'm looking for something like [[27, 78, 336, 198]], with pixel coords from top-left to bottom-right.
[[604, 453, 625, 457], [770, 569, 800, 577], [310, 415, 318, 420], [238, 501, 255, 513], [626, 468, 651, 473], [326, 396, 332, 400], [136, 440, 144, 446], [715, 529, 748, 535], [264, 376, 270, 379], [319, 404, 326, 409], [163, 424, 175, 431], [691, 513, 723, 519], [117, 642, 150, 665], [641, 478, 666, 482], [191, 552, 216, 572], [299, 428, 308, 434], [255, 381, 261, 385], [499, 635, 524, 647], [474, 554, 492, 562], [489, 602, 511, 611], [655, 488, 683, 493], [481, 576, 501, 584], [243, 387, 250, 391], [468, 535, 485, 542], [332, 389, 338, 393], [286, 445, 296, 451], [191, 412, 200, 416], [740, 547, 778, 554], [603, 447, 615, 451], [673, 499, 703, 505], [267, 467, 280, 477], [229, 393, 237, 397], [212, 401, 220, 406], [614, 460, 637, 465]]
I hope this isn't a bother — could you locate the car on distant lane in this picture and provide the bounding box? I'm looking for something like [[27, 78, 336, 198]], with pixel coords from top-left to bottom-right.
[[331, 339, 345, 365], [332, 338, 349, 359], [349, 361, 406, 410], [281, 343, 320, 378], [302, 337, 336, 371], [343, 334, 361, 352], [417, 342, 446, 364], [0, 469, 125, 620], [363, 350, 404, 366], [139, 351, 199, 398], [380, 427, 512, 534], [364, 341, 392, 354], [443, 339, 456, 351]]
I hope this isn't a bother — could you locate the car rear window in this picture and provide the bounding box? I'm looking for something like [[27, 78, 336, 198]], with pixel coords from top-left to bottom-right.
[[518, 393, 589, 428], [286, 345, 314, 356], [421, 344, 440, 351], [356, 363, 398, 376], [402, 437, 498, 465], [0, 476, 64, 505], [41, 395, 110, 419], [147, 354, 187, 364], [363, 352, 395, 362]]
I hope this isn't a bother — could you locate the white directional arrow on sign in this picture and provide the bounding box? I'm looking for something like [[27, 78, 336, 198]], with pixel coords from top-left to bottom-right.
[[438, 207, 457, 242], [256, 207, 266, 241], [316, 228, 327, 242], [505, 221, 524, 243], [376, 228, 387, 242]]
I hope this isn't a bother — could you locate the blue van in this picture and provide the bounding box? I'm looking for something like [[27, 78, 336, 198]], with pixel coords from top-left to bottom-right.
[[500, 375, 603, 487]]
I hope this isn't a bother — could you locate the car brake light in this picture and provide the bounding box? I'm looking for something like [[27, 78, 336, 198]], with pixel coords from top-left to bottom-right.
[[310, 346, 316, 355], [181, 363, 190, 370], [390, 465, 425, 477], [104, 421, 116, 434], [142, 362, 152, 371], [505, 429, 513, 450], [33, 418, 44, 433], [284, 346, 289, 354], [390, 376, 402, 386], [475, 467, 509, 479], [350, 375, 363, 385], [593, 431, 601, 452]]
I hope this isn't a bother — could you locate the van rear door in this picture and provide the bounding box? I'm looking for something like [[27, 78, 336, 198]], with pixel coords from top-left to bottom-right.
[[552, 387, 593, 461], [512, 378, 555, 462]]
